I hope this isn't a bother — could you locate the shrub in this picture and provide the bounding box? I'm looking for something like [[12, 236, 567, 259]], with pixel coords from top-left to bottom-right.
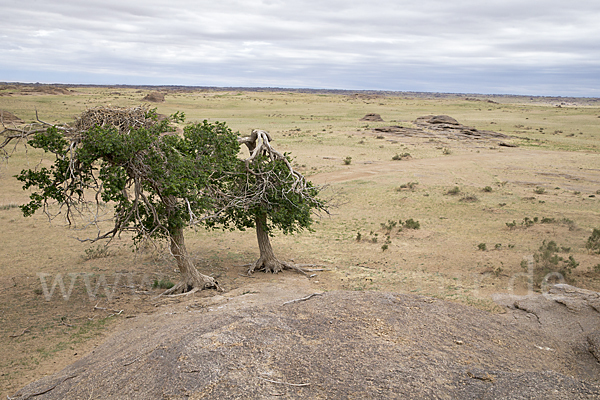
[[483, 186, 493, 192], [343, 156, 352, 165], [83, 245, 111, 260], [506, 220, 517, 229], [478, 243, 487, 251], [152, 278, 175, 289], [392, 153, 411, 161], [380, 220, 397, 233], [447, 186, 461, 195], [402, 218, 420, 230], [534, 187, 546, 194], [586, 228, 600, 254], [397, 181, 418, 191], [460, 195, 478, 203], [534, 240, 579, 276]]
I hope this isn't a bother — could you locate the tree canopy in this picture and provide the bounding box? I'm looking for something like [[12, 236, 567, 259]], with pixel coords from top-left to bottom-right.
[[15, 106, 327, 292]]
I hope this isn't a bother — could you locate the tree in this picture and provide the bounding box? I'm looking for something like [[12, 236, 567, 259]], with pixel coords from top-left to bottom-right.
[[218, 129, 328, 274], [16, 106, 240, 294]]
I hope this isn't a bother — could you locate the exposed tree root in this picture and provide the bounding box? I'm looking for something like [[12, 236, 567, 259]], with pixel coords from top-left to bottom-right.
[[247, 258, 325, 277], [154, 276, 220, 298]]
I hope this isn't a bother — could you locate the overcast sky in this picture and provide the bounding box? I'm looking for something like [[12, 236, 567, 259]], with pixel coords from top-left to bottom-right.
[[1, 0, 599, 96]]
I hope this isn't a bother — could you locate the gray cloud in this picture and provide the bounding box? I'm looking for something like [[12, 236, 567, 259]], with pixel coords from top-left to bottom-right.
[[1, 0, 599, 95]]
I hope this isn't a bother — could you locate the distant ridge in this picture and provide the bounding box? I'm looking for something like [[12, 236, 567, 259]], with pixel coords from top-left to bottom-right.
[[2, 82, 599, 103]]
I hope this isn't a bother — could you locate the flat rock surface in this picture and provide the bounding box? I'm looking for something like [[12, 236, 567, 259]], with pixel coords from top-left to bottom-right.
[[372, 114, 509, 141], [12, 280, 600, 399]]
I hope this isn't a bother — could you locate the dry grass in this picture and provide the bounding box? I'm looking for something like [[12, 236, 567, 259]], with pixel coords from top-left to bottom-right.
[[1, 85, 600, 397]]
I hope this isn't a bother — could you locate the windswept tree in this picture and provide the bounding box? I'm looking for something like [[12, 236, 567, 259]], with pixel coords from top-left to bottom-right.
[[217, 129, 328, 274], [16, 106, 240, 294]]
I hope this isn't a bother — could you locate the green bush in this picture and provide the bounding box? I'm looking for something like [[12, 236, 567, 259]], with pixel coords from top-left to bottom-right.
[[392, 153, 411, 161], [447, 186, 460, 195], [402, 218, 420, 230], [152, 278, 175, 289], [534, 240, 579, 276], [586, 228, 600, 254]]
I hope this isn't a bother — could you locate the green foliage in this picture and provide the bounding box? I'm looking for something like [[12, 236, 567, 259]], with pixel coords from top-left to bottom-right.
[[217, 146, 325, 239], [586, 228, 600, 254], [392, 153, 411, 160], [506, 220, 517, 229], [380, 219, 397, 233], [356, 232, 362, 242], [534, 187, 546, 194], [447, 186, 460, 195], [83, 245, 111, 260], [460, 195, 478, 203], [478, 243, 487, 251], [534, 240, 579, 276], [483, 186, 493, 192], [402, 218, 420, 230], [152, 278, 175, 289], [17, 114, 241, 242], [396, 181, 418, 191], [343, 156, 352, 165]]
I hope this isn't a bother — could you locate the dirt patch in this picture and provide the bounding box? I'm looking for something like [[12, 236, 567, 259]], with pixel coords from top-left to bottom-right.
[[143, 92, 166, 102], [11, 280, 600, 399]]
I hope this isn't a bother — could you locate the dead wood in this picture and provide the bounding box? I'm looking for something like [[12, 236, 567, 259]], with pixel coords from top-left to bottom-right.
[[282, 292, 323, 305], [9, 327, 31, 338]]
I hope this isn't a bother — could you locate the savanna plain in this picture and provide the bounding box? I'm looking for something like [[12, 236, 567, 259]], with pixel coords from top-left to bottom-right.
[[1, 84, 600, 397]]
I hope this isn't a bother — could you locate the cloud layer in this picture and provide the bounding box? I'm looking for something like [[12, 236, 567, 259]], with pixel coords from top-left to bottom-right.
[[1, 0, 599, 96]]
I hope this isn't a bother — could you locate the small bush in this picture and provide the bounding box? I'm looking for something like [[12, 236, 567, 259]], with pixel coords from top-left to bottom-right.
[[593, 264, 600, 273], [447, 186, 461, 195], [392, 153, 411, 161], [506, 220, 517, 229], [152, 278, 175, 289], [442, 147, 452, 155], [478, 243, 487, 251], [534, 187, 546, 194], [522, 217, 535, 227], [402, 218, 420, 230], [381, 220, 397, 233], [397, 181, 418, 191], [460, 195, 478, 203], [83, 245, 111, 260], [586, 228, 600, 254], [356, 232, 362, 242], [483, 186, 493, 192], [343, 156, 352, 165], [534, 240, 579, 276]]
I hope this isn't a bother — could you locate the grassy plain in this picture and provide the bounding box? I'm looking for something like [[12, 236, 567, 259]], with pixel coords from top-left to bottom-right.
[[1, 84, 600, 396]]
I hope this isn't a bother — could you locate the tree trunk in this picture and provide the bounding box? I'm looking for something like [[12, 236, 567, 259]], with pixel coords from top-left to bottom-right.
[[168, 226, 217, 293], [251, 213, 284, 273]]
